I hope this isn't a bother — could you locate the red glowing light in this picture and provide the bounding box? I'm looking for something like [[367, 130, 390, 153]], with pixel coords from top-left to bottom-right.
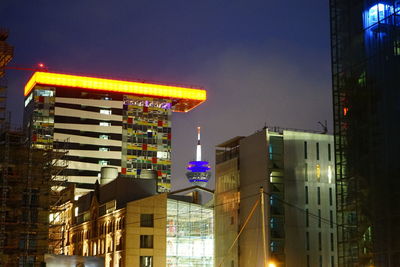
[[38, 63, 45, 68], [343, 107, 349, 116]]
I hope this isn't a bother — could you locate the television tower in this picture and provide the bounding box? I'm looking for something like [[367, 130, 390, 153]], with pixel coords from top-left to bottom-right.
[[185, 127, 211, 187]]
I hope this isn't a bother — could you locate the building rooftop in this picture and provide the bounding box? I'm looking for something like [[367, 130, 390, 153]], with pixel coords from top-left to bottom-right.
[[24, 71, 207, 112]]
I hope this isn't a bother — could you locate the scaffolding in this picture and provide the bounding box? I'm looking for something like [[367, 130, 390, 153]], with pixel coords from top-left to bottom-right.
[[48, 139, 69, 255], [0, 127, 51, 266]]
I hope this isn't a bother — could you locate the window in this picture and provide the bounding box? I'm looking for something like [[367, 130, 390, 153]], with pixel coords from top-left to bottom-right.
[[328, 165, 333, 184], [318, 232, 322, 251], [99, 122, 111, 126], [330, 210, 334, 228], [331, 256, 335, 267], [140, 235, 153, 248], [318, 209, 321, 228], [304, 141, 308, 159], [307, 255, 310, 267], [317, 187, 321, 205], [100, 109, 112, 115], [319, 255, 323, 267], [99, 160, 109, 166], [140, 256, 153, 267], [99, 134, 109, 140], [316, 142, 320, 160], [306, 209, 309, 227], [329, 188, 333, 206], [140, 214, 154, 227], [305, 186, 309, 204], [330, 233, 334, 251], [328, 143, 332, 161], [99, 147, 109, 152], [304, 163, 308, 181], [316, 164, 321, 181], [306, 232, 310, 250]]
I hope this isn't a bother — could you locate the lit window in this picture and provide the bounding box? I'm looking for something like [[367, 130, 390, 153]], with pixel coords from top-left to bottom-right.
[[157, 151, 169, 159], [99, 160, 108, 166], [74, 207, 79, 217], [99, 147, 109, 152], [328, 165, 332, 183], [365, 3, 394, 28], [99, 134, 109, 140], [100, 109, 112, 115], [24, 93, 33, 107], [140, 256, 153, 267], [99, 122, 111, 126], [316, 164, 321, 181]]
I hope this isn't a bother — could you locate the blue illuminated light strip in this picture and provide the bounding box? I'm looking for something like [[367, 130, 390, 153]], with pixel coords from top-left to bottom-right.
[[365, 3, 398, 29], [187, 161, 211, 172]]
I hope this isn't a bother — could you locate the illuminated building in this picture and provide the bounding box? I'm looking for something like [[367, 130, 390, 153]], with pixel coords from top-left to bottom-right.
[[215, 128, 336, 267], [185, 127, 211, 187], [330, 1, 400, 265], [57, 177, 214, 267], [23, 72, 206, 194]]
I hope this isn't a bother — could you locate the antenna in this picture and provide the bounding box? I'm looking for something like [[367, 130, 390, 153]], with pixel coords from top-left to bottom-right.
[[318, 120, 328, 134], [196, 126, 201, 161]]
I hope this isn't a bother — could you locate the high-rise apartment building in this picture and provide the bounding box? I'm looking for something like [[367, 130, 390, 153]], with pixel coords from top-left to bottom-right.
[[329, 1, 400, 266], [215, 128, 336, 267], [23, 72, 206, 194]]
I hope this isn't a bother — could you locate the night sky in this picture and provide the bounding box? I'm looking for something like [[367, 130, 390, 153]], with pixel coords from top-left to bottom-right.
[[2, 0, 332, 190]]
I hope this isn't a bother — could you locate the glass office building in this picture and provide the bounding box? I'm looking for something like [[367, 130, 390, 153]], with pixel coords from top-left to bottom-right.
[[166, 199, 214, 267], [330, 1, 400, 266]]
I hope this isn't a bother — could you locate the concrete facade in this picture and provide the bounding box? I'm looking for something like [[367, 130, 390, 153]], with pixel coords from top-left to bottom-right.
[[215, 128, 337, 267]]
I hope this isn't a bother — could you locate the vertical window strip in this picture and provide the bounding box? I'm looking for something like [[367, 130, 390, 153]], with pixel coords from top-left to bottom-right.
[[318, 209, 321, 228], [318, 232, 322, 251], [306, 209, 309, 227], [328, 143, 332, 161], [305, 163, 308, 181], [304, 141, 308, 159], [317, 187, 321, 205], [305, 186, 309, 204]]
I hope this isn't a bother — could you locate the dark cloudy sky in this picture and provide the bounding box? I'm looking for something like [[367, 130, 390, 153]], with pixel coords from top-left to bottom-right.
[[2, 0, 332, 190]]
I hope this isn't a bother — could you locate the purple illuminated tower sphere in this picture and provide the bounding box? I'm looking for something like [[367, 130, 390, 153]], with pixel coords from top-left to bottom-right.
[[185, 127, 211, 187]]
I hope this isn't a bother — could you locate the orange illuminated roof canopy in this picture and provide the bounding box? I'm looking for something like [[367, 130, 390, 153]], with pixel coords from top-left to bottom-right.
[[24, 72, 207, 112]]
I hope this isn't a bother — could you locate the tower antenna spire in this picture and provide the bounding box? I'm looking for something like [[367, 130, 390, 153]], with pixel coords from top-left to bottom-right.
[[196, 126, 201, 161], [186, 126, 211, 187]]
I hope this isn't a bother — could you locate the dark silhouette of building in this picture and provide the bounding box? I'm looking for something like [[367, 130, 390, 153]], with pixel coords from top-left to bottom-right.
[[330, 1, 400, 266]]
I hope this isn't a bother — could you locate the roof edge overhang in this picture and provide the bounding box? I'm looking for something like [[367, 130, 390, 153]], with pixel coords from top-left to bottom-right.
[[24, 72, 207, 112]]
